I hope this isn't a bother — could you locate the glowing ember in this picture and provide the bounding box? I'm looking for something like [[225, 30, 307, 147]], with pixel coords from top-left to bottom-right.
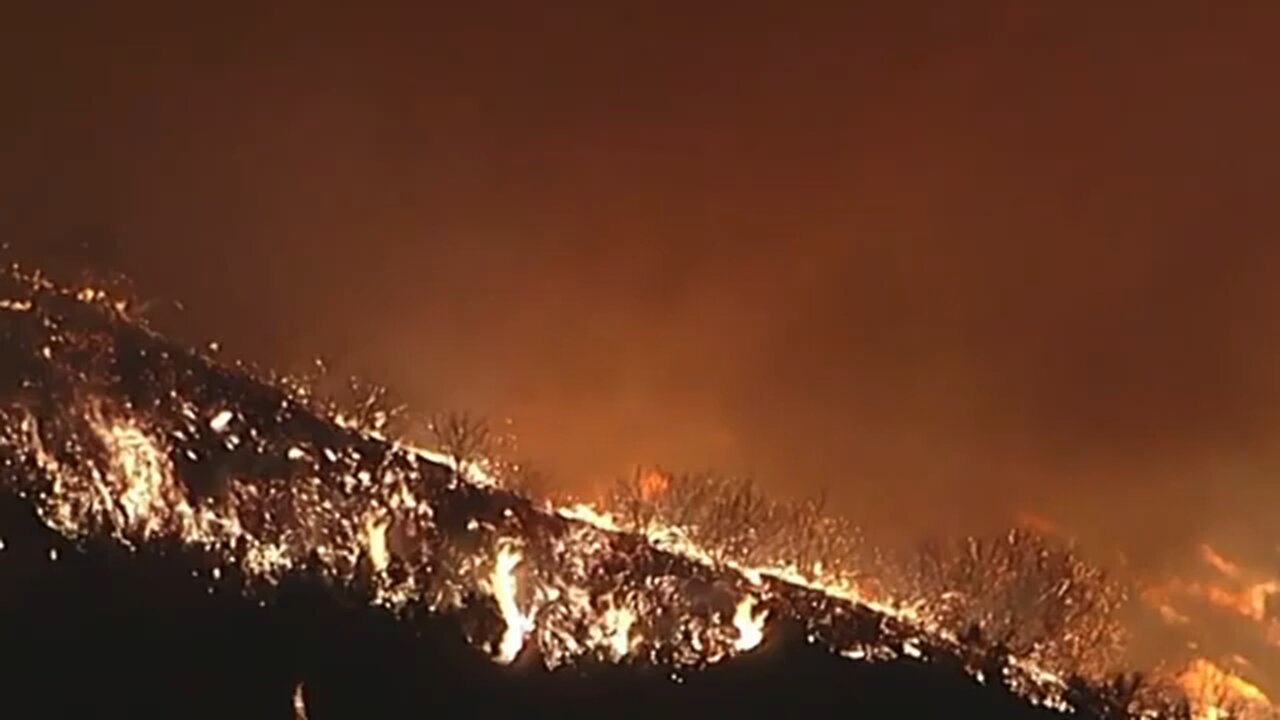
[[209, 410, 235, 433]]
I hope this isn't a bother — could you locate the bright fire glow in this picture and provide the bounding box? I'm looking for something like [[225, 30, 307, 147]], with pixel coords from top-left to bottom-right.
[[2, 273, 1265, 719], [365, 513, 391, 573], [292, 683, 309, 720], [602, 605, 637, 660], [732, 595, 767, 652], [1178, 659, 1270, 720], [489, 540, 531, 664]]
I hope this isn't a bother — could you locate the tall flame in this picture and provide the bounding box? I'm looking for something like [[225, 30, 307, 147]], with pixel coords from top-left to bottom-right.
[[292, 683, 309, 720], [364, 513, 391, 574], [732, 595, 767, 652], [489, 540, 531, 664]]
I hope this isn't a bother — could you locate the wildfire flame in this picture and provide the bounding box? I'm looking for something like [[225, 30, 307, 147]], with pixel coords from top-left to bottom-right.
[[602, 604, 637, 660], [1138, 543, 1280, 718], [1178, 659, 1270, 720], [292, 683, 309, 720], [732, 595, 767, 652], [364, 512, 391, 574], [1, 269, 1268, 718], [639, 469, 668, 501], [489, 539, 532, 664]]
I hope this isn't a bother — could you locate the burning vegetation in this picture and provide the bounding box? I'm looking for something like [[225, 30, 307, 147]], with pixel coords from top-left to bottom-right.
[[602, 467, 1127, 678], [0, 265, 1273, 719]]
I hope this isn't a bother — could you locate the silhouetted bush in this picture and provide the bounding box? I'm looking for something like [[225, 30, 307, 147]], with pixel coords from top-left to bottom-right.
[[887, 529, 1128, 680], [605, 467, 866, 575]]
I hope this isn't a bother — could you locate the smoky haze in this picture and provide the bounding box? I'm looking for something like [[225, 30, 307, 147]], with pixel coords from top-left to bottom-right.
[[3, 2, 1279, 564]]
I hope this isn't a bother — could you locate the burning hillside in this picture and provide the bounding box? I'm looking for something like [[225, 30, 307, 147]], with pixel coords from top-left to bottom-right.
[[0, 265, 1264, 719]]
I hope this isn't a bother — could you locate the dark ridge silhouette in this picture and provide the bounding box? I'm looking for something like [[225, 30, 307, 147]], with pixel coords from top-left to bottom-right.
[[0, 495, 1084, 720], [0, 269, 1167, 719]]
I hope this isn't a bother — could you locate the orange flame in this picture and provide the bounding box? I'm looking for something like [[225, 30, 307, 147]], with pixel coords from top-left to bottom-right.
[[1178, 659, 1270, 720], [639, 469, 669, 501]]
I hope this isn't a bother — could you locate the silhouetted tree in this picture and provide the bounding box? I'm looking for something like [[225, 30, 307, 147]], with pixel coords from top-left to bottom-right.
[[603, 468, 866, 574], [892, 529, 1127, 680], [427, 411, 493, 481], [341, 378, 408, 436]]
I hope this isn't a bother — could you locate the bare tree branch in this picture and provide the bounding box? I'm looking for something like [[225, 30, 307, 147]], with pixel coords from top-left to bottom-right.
[[427, 411, 492, 481]]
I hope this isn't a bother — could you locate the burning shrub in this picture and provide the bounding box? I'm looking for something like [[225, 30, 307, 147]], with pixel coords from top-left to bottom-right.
[[1063, 672, 1195, 720], [605, 467, 1128, 681], [604, 467, 866, 578], [424, 411, 494, 480], [1172, 659, 1276, 720], [273, 355, 1137, 704], [891, 529, 1129, 680]]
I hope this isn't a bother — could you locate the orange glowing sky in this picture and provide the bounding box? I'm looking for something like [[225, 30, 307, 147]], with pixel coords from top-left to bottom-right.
[[3, 2, 1280, 565]]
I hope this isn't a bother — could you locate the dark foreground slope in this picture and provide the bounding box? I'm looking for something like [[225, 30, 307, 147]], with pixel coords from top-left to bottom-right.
[[0, 272, 1146, 719], [0, 492, 1077, 720]]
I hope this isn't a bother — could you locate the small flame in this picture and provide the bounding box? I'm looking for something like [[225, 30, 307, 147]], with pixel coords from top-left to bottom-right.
[[1201, 544, 1243, 580], [639, 469, 668, 501], [364, 514, 390, 574], [556, 503, 624, 532], [603, 605, 637, 660], [732, 595, 767, 652], [292, 683, 309, 720]]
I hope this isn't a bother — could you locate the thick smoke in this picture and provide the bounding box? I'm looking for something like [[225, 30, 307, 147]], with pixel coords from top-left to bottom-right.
[[3, 2, 1280, 570]]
